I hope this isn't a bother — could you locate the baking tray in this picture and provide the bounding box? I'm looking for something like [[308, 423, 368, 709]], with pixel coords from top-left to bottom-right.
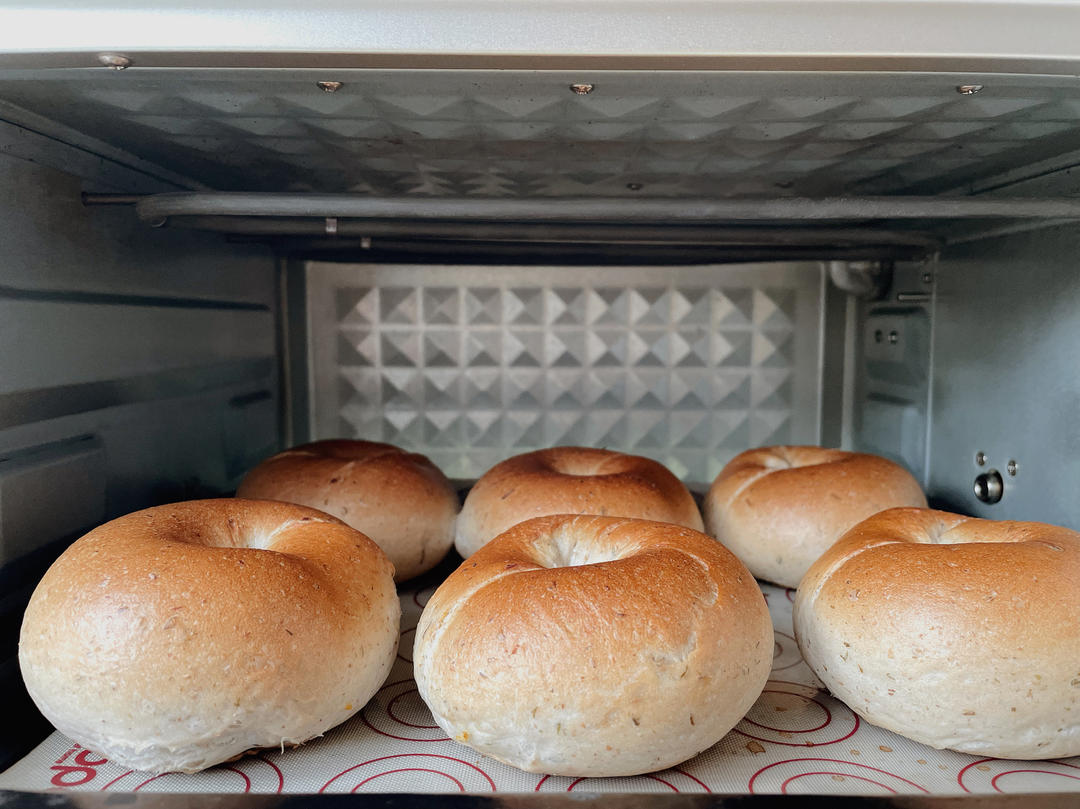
[[2, 560, 1077, 801]]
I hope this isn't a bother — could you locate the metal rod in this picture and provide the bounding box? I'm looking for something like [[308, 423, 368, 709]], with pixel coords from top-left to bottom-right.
[[136, 192, 1080, 223], [81, 193, 147, 206], [248, 236, 927, 263], [162, 214, 943, 248]]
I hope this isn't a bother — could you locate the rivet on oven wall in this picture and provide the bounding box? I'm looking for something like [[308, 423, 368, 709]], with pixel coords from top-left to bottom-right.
[[873, 329, 883, 343], [888, 330, 899, 344], [921, 272, 933, 284], [360, 237, 372, 250], [1007, 460, 1018, 476], [317, 81, 344, 93], [975, 451, 987, 467], [325, 217, 338, 236], [98, 54, 132, 70], [570, 83, 595, 95], [956, 84, 984, 96], [626, 183, 643, 191]]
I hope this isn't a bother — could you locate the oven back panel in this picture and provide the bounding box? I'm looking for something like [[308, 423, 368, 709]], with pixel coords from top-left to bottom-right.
[[305, 261, 830, 488]]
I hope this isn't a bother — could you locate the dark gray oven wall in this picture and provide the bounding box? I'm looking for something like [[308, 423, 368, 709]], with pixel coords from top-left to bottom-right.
[[0, 118, 280, 769], [924, 223, 1080, 528]]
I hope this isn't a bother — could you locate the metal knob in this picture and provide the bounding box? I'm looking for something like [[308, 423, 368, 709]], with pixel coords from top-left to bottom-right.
[[973, 469, 1004, 504]]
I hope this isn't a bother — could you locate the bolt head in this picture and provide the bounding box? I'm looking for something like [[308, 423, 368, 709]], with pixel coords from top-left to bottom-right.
[[570, 83, 595, 96], [98, 54, 132, 70], [975, 451, 987, 467], [317, 81, 344, 93], [626, 182, 643, 191], [1006, 460, 1018, 476]]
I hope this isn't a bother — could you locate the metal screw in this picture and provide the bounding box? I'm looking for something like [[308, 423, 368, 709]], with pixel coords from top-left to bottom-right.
[[957, 84, 984, 96], [570, 83, 595, 95], [874, 329, 883, 343], [98, 54, 132, 70], [975, 451, 987, 467], [626, 182, 643, 191], [921, 272, 933, 284], [1006, 459, 1018, 476], [888, 330, 899, 345], [317, 81, 344, 93]]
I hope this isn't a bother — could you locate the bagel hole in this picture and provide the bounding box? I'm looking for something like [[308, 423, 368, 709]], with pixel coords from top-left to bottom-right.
[[761, 448, 793, 470], [237, 517, 326, 551], [920, 520, 982, 544], [532, 523, 628, 568], [545, 449, 634, 478], [547, 459, 621, 477], [924, 520, 949, 544]]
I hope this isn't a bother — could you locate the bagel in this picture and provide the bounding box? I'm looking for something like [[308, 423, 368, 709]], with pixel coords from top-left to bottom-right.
[[794, 507, 1080, 759], [703, 446, 926, 587], [18, 499, 400, 773], [237, 439, 459, 581], [415, 514, 772, 776], [454, 447, 703, 559]]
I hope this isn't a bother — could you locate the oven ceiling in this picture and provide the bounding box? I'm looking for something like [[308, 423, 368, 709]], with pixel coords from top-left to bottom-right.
[[1, 69, 1079, 199]]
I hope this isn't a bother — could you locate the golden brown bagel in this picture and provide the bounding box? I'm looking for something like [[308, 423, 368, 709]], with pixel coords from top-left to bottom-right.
[[237, 439, 459, 581], [454, 447, 703, 559], [18, 499, 400, 773], [703, 446, 926, 587], [794, 507, 1080, 759], [415, 514, 772, 776]]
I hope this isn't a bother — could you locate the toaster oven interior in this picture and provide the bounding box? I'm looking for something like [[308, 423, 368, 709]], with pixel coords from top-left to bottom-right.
[[0, 59, 1078, 798]]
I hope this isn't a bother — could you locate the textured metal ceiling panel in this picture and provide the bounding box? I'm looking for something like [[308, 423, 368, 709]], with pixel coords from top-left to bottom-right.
[[1, 69, 1078, 198]]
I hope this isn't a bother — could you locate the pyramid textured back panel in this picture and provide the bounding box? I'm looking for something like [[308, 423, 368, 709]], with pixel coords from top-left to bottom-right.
[[307, 262, 825, 484]]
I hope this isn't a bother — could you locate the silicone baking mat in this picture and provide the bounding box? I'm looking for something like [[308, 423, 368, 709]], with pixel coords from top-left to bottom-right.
[[2, 579, 1078, 796]]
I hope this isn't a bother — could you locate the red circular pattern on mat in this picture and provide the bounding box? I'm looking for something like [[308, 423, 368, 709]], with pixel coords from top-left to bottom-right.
[[535, 768, 710, 793], [352, 768, 465, 792], [360, 678, 449, 743], [749, 758, 929, 794], [743, 694, 831, 734], [361, 679, 451, 742], [320, 754, 496, 793], [734, 681, 859, 747], [770, 630, 803, 672], [781, 771, 897, 794], [397, 627, 417, 663], [387, 689, 442, 730], [569, 775, 678, 792], [992, 770, 1080, 791], [958, 758, 1080, 793], [100, 756, 284, 793]]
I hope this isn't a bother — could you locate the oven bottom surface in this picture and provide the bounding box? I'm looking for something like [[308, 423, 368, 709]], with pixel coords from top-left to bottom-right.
[[2, 567, 1077, 797]]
